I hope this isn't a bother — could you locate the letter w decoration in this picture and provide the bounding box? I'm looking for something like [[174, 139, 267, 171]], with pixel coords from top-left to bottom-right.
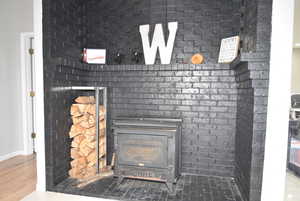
[[139, 22, 178, 65]]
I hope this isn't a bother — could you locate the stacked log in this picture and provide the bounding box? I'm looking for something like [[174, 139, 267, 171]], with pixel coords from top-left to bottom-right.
[[68, 96, 106, 179]]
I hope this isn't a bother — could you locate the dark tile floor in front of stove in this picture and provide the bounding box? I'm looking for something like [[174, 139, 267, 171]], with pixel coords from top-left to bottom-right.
[[54, 174, 244, 201]]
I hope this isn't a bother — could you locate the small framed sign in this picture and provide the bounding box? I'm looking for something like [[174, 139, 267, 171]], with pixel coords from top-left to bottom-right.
[[83, 48, 106, 64], [218, 36, 240, 64]]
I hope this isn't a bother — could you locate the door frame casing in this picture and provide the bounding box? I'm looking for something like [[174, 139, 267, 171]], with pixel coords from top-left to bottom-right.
[[20, 32, 35, 155], [34, 0, 46, 192]]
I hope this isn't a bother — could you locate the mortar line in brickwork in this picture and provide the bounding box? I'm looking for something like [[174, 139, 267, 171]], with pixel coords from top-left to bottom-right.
[[121, 179, 136, 200], [102, 179, 119, 196]]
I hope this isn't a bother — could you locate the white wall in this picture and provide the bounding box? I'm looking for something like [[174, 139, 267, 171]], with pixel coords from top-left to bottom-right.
[[291, 0, 300, 94], [0, 0, 33, 159], [294, 0, 300, 45], [291, 49, 300, 93]]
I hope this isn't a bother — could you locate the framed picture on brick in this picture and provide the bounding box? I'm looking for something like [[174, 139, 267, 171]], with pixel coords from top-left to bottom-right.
[[218, 36, 240, 64], [83, 48, 106, 64]]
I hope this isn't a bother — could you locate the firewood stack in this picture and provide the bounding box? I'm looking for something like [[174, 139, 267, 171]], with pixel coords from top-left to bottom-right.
[[68, 96, 106, 179]]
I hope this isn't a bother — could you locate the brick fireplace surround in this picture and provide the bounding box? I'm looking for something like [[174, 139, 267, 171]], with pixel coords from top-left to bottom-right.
[[43, 0, 272, 201]]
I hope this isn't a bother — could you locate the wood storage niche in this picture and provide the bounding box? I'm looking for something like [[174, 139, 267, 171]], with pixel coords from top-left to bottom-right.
[[68, 95, 107, 179]]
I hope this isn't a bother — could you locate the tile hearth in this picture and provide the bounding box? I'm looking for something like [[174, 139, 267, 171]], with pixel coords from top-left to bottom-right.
[[54, 175, 243, 201]]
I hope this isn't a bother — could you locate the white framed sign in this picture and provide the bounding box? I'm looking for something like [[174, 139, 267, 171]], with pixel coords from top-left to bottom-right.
[[218, 36, 240, 64], [83, 48, 106, 64]]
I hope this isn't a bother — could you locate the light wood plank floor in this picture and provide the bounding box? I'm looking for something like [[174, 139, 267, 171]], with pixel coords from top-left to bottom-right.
[[22, 192, 118, 201], [0, 155, 36, 201]]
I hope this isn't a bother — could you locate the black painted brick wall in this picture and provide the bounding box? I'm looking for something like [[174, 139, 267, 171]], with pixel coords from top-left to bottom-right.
[[234, 62, 254, 200], [232, 54, 270, 201], [235, 0, 272, 200], [44, 59, 92, 189], [43, 0, 91, 189], [248, 59, 270, 201], [240, 0, 272, 54], [240, 0, 258, 52], [84, 64, 238, 177], [86, 0, 240, 64], [229, 52, 270, 201], [44, 0, 86, 60]]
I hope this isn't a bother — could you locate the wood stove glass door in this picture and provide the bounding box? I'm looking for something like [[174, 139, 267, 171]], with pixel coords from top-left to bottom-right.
[[117, 133, 168, 169]]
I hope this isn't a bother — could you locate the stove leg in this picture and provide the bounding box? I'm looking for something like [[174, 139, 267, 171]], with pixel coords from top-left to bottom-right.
[[117, 176, 124, 185], [166, 182, 176, 194]]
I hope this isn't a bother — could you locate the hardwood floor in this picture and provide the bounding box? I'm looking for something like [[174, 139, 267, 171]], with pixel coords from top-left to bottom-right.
[[0, 154, 36, 201], [22, 192, 116, 201]]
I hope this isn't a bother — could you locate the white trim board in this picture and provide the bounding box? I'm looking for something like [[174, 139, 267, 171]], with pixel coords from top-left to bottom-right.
[[20, 32, 35, 156], [261, 0, 295, 201], [34, 0, 46, 192], [0, 151, 26, 162]]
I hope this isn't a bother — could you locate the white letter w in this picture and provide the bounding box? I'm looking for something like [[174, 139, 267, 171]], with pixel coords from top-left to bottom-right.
[[139, 22, 178, 65]]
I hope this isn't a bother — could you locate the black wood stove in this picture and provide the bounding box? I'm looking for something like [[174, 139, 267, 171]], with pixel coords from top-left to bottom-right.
[[112, 118, 182, 192]]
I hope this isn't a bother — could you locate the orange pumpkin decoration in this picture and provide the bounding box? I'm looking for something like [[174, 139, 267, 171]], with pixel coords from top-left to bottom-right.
[[191, 54, 204, 64]]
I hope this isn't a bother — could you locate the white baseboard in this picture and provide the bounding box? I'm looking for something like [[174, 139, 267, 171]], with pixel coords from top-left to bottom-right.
[[0, 150, 26, 162]]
